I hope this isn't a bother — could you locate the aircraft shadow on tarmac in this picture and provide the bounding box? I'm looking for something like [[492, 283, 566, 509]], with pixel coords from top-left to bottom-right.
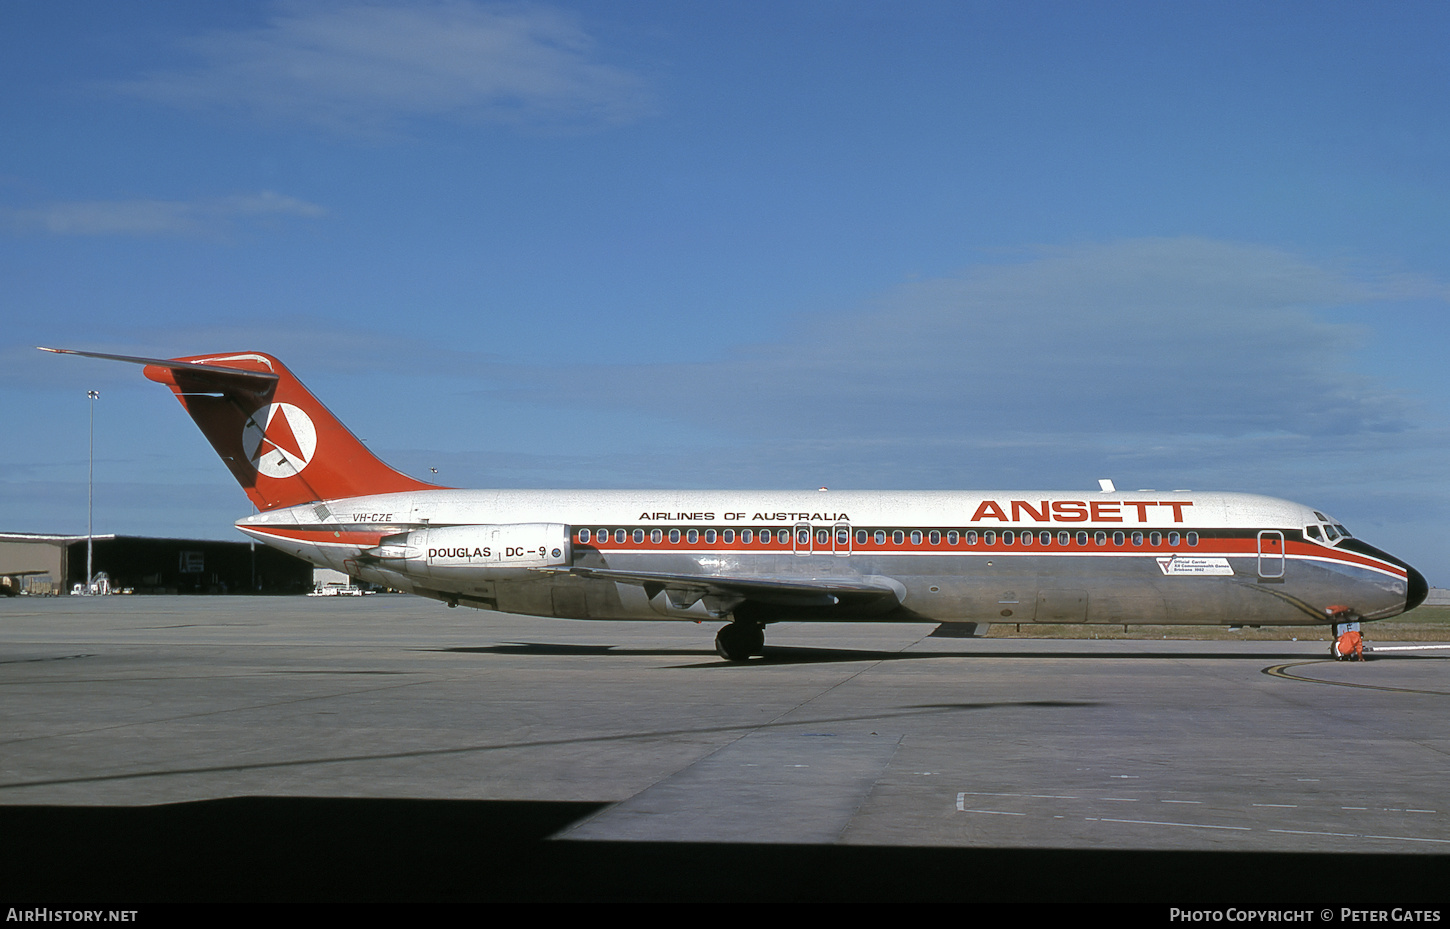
[[434, 642, 1322, 666]]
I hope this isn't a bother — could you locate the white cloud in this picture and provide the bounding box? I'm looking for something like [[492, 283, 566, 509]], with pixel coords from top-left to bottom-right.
[[118, 1, 655, 134], [3, 191, 325, 237]]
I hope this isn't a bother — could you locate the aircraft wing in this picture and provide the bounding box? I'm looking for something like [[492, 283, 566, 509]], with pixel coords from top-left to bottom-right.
[[540, 566, 904, 609]]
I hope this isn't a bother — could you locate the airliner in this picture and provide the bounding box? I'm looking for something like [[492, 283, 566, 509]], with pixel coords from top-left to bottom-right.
[[43, 347, 1427, 661]]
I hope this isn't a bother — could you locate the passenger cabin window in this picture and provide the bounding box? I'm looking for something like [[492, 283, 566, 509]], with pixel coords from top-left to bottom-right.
[[578, 529, 591, 543], [874, 530, 886, 545], [686, 529, 698, 544], [633, 529, 644, 544], [741, 529, 753, 543], [615, 529, 626, 544], [651, 529, 663, 544], [1187, 532, 1199, 546]]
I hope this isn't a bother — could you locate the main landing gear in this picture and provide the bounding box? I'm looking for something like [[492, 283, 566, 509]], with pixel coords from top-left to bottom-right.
[[715, 620, 765, 662], [1326, 605, 1365, 661]]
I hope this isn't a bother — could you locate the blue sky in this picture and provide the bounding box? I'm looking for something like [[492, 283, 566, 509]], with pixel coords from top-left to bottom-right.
[[3, 1, 1448, 582]]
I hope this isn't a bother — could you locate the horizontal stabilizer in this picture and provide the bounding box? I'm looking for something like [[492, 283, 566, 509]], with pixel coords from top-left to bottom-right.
[[38, 347, 280, 384]]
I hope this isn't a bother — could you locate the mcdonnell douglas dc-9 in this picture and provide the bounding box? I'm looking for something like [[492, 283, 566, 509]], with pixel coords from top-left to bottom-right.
[[44, 347, 1427, 661]]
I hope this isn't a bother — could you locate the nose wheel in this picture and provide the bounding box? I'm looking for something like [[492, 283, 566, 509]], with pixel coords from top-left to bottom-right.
[[1331, 628, 1364, 661], [1326, 606, 1365, 661], [715, 620, 765, 662]]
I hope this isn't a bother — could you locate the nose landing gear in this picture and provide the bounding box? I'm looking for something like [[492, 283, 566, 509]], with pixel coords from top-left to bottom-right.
[[1326, 605, 1365, 661]]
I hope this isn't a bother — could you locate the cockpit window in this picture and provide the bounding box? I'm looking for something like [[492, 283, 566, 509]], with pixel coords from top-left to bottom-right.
[[1308, 512, 1353, 545]]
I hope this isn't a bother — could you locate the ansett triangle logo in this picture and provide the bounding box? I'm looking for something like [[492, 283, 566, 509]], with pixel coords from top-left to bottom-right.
[[242, 403, 317, 478]]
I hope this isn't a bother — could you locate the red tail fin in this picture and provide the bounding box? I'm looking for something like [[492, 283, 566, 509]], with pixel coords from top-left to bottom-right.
[[42, 348, 441, 509]]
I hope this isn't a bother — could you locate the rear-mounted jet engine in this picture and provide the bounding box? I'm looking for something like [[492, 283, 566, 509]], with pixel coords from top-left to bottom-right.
[[368, 523, 572, 580]]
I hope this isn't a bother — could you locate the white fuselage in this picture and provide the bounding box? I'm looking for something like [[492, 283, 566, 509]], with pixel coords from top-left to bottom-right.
[[237, 488, 1421, 628]]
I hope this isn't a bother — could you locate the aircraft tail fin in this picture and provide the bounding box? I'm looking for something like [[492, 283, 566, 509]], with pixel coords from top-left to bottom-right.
[[40, 348, 442, 510]]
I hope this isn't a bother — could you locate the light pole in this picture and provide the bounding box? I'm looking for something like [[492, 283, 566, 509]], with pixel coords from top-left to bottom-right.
[[87, 389, 98, 594]]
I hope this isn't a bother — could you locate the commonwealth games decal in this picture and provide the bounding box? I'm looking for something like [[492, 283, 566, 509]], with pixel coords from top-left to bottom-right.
[[1156, 555, 1233, 576]]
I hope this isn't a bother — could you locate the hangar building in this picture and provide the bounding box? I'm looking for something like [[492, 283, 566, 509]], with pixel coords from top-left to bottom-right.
[[0, 532, 313, 596]]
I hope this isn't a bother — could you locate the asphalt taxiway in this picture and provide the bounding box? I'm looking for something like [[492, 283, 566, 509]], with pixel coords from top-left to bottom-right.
[[3, 595, 1447, 901]]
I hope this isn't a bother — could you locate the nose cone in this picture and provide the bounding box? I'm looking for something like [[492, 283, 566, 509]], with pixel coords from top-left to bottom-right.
[[1338, 538, 1429, 615], [1406, 563, 1429, 612]]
